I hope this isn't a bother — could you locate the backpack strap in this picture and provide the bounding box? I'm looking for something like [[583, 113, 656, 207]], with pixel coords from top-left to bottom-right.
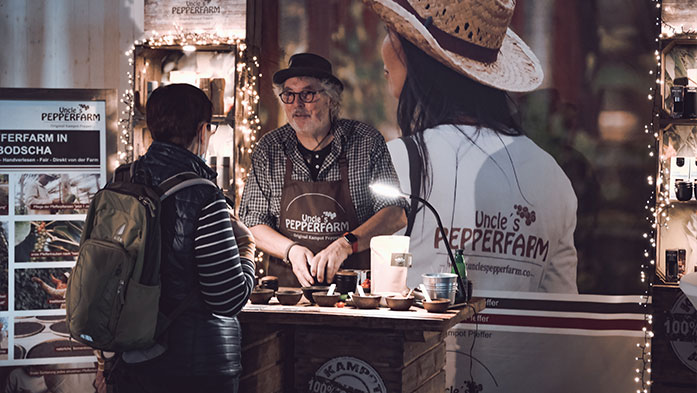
[[112, 160, 147, 184], [136, 172, 217, 292], [112, 162, 134, 183], [146, 172, 214, 348], [152, 172, 217, 318], [114, 291, 198, 369], [116, 172, 218, 367], [154, 292, 198, 341], [401, 136, 422, 237], [158, 172, 217, 201], [115, 162, 217, 196]]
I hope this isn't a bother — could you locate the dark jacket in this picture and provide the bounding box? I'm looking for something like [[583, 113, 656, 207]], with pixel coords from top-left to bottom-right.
[[134, 141, 242, 376]]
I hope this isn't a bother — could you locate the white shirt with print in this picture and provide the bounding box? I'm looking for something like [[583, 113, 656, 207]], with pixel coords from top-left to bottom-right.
[[388, 124, 578, 293]]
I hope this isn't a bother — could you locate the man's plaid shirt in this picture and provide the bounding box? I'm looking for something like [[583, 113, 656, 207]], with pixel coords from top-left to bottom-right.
[[239, 119, 408, 229]]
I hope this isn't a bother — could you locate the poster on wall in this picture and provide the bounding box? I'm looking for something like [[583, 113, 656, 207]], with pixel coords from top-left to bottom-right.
[[144, 0, 246, 38], [444, 291, 647, 393], [0, 89, 115, 392]]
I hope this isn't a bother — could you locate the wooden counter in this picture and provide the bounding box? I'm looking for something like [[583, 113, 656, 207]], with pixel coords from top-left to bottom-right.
[[238, 296, 485, 393]]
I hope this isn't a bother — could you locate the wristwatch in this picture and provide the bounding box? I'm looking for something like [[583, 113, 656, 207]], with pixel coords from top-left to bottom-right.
[[342, 232, 358, 254]]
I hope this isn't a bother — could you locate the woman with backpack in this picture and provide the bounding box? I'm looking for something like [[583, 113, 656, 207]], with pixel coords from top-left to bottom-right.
[[112, 84, 255, 393]]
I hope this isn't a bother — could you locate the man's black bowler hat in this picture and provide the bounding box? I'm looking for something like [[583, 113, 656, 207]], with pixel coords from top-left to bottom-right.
[[272, 53, 344, 91]]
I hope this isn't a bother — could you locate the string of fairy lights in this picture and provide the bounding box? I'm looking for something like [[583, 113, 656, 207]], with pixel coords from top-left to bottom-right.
[[639, 0, 667, 391], [117, 30, 261, 196], [643, 0, 697, 391], [636, 2, 661, 392], [117, 28, 263, 265]]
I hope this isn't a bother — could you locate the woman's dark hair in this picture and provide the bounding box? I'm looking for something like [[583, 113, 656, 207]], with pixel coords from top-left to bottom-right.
[[394, 33, 524, 197], [146, 83, 212, 147]]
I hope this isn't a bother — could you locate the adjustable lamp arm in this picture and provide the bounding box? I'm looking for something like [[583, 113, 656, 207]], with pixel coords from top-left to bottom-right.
[[409, 194, 467, 299], [369, 183, 467, 299]]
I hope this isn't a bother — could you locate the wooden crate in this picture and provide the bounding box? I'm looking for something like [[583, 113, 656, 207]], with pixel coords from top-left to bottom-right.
[[652, 284, 697, 392], [294, 326, 446, 393], [240, 324, 291, 393], [413, 369, 445, 393], [237, 297, 483, 393]]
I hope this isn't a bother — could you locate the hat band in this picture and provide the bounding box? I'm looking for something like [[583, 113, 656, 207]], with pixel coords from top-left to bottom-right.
[[393, 0, 499, 63]]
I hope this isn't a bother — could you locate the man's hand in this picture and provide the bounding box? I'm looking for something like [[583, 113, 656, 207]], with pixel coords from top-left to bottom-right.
[[288, 245, 315, 287], [310, 238, 352, 283]]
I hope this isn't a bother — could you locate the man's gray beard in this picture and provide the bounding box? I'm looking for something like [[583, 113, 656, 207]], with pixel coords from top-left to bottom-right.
[[289, 117, 330, 137]]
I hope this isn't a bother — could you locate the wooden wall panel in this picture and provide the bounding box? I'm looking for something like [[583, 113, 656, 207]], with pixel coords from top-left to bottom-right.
[[0, 0, 143, 129]]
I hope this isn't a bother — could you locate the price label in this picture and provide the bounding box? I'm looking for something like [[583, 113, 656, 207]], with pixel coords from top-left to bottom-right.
[[391, 252, 412, 268]]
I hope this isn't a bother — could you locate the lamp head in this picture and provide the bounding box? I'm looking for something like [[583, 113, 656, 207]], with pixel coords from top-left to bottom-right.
[[370, 183, 408, 199]]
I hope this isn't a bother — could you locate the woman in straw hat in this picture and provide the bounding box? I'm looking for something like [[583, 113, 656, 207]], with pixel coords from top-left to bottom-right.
[[365, 0, 578, 293]]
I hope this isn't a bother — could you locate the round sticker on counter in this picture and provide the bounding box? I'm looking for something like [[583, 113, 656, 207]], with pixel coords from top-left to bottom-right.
[[308, 356, 386, 393], [667, 293, 697, 372]]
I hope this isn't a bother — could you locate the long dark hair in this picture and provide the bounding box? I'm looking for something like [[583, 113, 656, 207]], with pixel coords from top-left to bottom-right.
[[394, 33, 524, 198]]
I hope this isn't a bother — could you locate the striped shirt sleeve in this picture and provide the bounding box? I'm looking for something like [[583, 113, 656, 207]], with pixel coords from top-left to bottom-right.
[[194, 196, 255, 317]]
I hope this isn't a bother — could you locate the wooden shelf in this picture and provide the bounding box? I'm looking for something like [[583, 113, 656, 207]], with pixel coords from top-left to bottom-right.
[[212, 114, 234, 124], [660, 117, 697, 129], [239, 297, 485, 332], [141, 44, 236, 52], [658, 37, 697, 115], [667, 197, 697, 205], [132, 114, 230, 128], [668, 199, 697, 205], [660, 36, 697, 54]]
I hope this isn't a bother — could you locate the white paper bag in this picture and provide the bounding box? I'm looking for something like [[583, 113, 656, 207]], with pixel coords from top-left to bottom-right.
[[370, 235, 410, 296]]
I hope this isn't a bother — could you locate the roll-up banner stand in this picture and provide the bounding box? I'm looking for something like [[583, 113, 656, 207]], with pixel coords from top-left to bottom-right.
[[0, 88, 116, 392]]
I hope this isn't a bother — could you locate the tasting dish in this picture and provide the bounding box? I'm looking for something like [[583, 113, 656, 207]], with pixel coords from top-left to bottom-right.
[[276, 289, 303, 305], [422, 298, 451, 313], [312, 292, 341, 307], [249, 288, 274, 304], [301, 286, 330, 304], [386, 295, 415, 311]]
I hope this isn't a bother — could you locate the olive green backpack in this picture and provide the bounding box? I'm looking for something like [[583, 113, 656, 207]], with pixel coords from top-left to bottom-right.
[[65, 163, 216, 352]]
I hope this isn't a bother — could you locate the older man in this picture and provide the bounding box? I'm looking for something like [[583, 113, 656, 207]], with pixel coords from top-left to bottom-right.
[[240, 53, 407, 287]]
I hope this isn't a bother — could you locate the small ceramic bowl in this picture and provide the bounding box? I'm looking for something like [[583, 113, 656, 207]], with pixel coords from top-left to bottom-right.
[[386, 295, 415, 311], [276, 289, 303, 306], [351, 294, 382, 309], [422, 298, 451, 313], [312, 291, 341, 307], [249, 288, 274, 304], [301, 286, 330, 304]]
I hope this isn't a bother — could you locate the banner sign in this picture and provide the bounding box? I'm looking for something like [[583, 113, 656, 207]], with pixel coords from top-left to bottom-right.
[[0, 90, 113, 392], [444, 290, 648, 393], [145, 0, 246, 38], [0, 100, 104, 169]]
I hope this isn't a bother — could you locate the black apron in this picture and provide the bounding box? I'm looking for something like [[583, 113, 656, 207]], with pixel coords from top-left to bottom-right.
[[269, 153, 370, 286]]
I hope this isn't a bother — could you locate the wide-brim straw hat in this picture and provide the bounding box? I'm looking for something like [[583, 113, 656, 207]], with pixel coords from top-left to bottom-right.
[[363, 0, 543, 92]]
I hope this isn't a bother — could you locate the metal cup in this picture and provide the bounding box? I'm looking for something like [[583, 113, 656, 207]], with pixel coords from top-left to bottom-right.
[[422, 273, 458, 304]]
